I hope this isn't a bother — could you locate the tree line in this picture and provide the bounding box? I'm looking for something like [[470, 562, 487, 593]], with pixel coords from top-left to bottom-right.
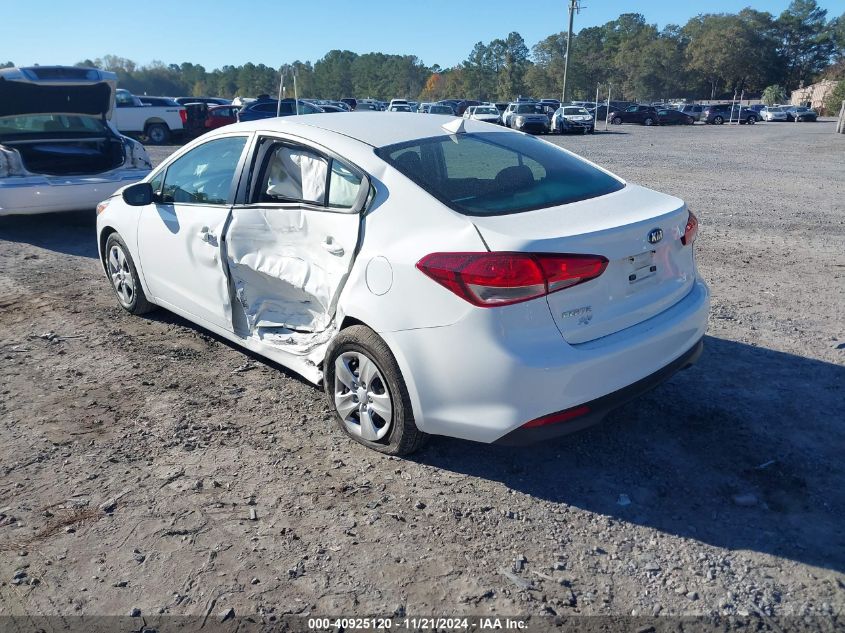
[[5, 0, 844, 108]]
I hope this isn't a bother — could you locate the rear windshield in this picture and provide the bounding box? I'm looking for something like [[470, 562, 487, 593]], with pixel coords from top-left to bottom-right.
[[376, 132, 624, 216], [0, 114, 107, 138]]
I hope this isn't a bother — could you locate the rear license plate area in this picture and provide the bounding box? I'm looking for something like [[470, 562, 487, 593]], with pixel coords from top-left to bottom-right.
[[626, 251, 657, 286]]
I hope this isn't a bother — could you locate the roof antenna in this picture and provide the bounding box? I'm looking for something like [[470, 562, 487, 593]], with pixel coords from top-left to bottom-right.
[[441, 117, 466, 135]]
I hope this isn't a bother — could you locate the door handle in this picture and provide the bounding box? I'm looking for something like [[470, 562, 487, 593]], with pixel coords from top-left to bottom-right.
[[321, 237, 344, 256]]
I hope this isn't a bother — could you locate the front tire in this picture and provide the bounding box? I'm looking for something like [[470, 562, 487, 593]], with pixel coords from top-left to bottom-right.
[[612, 116, 622, 125], [747, 115, 756, 124], [643, 117, 654, 126], [325, 325, 427, 455], [714, 116, 724, 125], [105, 233, 155, 315]]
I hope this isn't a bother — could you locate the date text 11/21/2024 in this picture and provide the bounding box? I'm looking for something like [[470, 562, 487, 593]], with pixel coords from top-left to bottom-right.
[[307, 617, 528, 630]]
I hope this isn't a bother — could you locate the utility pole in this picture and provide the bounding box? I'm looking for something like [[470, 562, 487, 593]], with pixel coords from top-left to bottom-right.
[[561, 0, 580, 104]]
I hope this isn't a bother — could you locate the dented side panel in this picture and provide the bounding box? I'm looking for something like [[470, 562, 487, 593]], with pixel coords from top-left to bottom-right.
[[224, 205, 360, 351]]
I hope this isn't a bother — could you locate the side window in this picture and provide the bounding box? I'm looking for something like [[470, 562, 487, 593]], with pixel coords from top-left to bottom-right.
[[328, 160, 363, 208], [160, 136, 247, 205], [255, 141, 329, 205], [115, 91, 134, 108]]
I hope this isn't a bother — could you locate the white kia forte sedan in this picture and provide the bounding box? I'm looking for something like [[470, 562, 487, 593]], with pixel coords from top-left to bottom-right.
[[96, 113, 709, 454]]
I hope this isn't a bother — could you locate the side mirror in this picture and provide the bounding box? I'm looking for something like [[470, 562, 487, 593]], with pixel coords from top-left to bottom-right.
[[122, 182, 154, 206]]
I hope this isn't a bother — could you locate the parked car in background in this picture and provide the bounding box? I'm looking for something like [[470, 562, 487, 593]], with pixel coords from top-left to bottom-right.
[[355, 99, 381, 111], [539, 99, 561, 112], [0, 65, 151, 215], [428, 105, 455, 115], [453, 100, 480, 116], [678, 104, 705, 121], [609, 105, 659, 126], [785, 106, 818, 122], [389, 104, 413, 112], [204, 104, 239, 130], [656, 109, 695, 125], [113, 88, 187, 144], [494, 102, 509, 114], [388, 99, 410, 110], [550, 105, 594, 134], [418, 102, 432, 114], [340, 98, 357, 111], [139, 96, 181, 108], [96, 113, 708, 454], [175, 96, 230, 106], [761, 106, 788, 122], [463, 105, 501, 124], [748, 104, 766, 113], [702, 104, 758, 124], [504, 102, 549, 133], [236, 98, 323, 122]]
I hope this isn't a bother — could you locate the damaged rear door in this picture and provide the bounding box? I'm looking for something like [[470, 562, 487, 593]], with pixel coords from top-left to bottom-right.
[[224, 136, 369, 347]]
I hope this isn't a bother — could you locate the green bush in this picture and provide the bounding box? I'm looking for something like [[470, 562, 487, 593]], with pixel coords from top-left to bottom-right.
[[823, 80, 845, 116], [761, 84, 787, 106]]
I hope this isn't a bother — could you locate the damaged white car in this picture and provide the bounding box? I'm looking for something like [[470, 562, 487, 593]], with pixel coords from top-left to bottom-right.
[[0, 66, 151, 216], [96, 113, 709, 454]]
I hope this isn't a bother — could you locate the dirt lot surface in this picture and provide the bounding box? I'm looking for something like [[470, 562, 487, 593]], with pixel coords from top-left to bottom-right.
[[0, 120, 843, 629]]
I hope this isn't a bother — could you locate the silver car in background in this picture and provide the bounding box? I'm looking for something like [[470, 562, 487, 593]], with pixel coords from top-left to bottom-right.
[[761, 106, 788, 122], [463, 105, 501, 124]]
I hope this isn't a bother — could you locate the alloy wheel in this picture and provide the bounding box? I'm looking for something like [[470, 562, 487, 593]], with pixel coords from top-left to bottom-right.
[[334, 351, 393, 442], [108, 244, 135, 308]]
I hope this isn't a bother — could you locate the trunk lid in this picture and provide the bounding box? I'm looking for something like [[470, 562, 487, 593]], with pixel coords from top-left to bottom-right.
[[0, 66, 116, 120], [472, 184, 696, 344]]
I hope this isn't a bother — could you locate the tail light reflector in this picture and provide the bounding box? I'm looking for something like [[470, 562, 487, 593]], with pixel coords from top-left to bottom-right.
[[179, 109, 188, 124], [522, 405, 591, 428], [416, 252, 608, 307], [681, 211, 698, 246]]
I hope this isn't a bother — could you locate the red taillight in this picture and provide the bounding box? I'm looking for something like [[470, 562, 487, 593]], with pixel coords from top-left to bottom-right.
[[416, 252, 608, 307], [522, 405, 591, 428], [179, 109, 188, 124], [681, 211, 698, 246]]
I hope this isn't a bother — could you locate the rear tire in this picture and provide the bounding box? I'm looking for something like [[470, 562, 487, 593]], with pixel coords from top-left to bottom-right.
[[145, 123, 170, 145], [643, 117, 654, 126], [104, 233, 155, 315], [714, 116, 724, 125], [325, 325, 428, 456], [612, 116, 622, 125]]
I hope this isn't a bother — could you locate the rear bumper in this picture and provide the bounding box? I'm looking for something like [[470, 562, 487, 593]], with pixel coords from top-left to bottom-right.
[[494, 336, 703, 445], [385, 279, 710, 444], [0, 169, 148, 216]]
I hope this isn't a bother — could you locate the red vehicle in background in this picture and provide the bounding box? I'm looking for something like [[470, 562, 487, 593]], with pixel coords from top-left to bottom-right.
[[204, 104, 239, 130]]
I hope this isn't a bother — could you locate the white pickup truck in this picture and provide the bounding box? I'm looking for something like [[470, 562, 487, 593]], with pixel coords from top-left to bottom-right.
[[113, 89, 186, 144]]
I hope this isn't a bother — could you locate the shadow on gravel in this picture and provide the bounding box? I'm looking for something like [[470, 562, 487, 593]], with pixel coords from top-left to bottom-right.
[[413, 335, 845, 574], [0, 210, 98, 258]]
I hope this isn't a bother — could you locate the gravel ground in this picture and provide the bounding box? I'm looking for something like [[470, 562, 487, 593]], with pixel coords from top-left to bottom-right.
[[0, 119, 843, 629]]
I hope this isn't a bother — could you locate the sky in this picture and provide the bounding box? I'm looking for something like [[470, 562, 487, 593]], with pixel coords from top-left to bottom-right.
[[5, 0, 844, 70]]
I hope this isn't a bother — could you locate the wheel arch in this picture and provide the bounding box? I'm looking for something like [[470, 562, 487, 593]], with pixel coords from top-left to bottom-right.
[[98, 226, 118, 273]]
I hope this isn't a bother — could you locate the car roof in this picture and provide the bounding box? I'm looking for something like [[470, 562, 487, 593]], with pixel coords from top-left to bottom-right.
[[224, 112, 510, 148]]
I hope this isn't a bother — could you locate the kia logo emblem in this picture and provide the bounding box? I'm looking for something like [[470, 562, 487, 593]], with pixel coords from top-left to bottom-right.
[[648, 228, 663, 244]]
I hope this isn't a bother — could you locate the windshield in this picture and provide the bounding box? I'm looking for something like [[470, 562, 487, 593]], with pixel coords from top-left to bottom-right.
[[515, 104, 543, 114], [376, 132, 624, 216], [564, 107, 590, 115], [0, 114, 107, 138], [475, 107, 498, 115]]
